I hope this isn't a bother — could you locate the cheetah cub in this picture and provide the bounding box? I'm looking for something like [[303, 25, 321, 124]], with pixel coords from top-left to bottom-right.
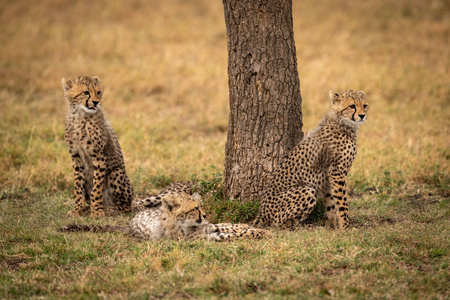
[[252, 90, 369, 230], [60, 192, 271, 241], [62, 76, 134, 217]]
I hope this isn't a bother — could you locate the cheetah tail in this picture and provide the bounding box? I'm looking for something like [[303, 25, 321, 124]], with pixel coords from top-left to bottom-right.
[[58, 224, 127, 233]]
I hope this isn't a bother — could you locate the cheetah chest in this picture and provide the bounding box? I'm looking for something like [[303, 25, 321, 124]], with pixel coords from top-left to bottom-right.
[[129, 210, 166, 240], [66, 117, 106, 155]]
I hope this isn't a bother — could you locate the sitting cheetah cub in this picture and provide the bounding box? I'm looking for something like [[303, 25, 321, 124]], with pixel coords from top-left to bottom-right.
[[60, 192, 271, 241], [252, 90, 369, 230], [62, 76, 134, 217]]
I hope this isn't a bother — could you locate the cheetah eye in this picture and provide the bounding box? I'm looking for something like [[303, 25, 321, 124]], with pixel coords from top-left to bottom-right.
[[363, 104, 368, 109], [97, 91, 102, 96], [83, 91, 90, 96], [349, 105, 356, 110]]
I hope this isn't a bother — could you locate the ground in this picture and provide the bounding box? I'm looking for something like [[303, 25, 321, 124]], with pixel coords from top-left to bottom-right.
[[0, 0, 449, 298]]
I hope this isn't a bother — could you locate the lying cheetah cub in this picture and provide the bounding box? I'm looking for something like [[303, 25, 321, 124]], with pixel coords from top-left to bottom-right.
[[252, 90, 369, 230], [60, 192, 271, 241], [62, 76, 134, 217]]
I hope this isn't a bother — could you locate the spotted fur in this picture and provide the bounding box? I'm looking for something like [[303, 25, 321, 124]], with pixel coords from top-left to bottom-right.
[[62, 76, 134, 217], [131, 181, 197, 212], [252, 90, 369, 230]]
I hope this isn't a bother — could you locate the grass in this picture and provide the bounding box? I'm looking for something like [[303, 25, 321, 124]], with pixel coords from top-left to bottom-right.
[[0, 0, 449, 298]]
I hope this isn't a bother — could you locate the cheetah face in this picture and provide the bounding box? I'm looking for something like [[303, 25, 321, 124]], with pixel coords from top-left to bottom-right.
[[161, 197, 207, 226], [329, 90, 369, 126], [175, 201, 207, 226], [62, 76, 103, 114]]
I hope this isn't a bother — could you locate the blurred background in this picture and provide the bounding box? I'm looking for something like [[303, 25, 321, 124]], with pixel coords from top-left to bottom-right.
[[0, 0, 448, 195]]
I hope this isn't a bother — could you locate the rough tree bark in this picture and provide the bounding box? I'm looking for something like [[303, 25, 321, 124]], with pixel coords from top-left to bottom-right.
[[222, 0, 303, 201]]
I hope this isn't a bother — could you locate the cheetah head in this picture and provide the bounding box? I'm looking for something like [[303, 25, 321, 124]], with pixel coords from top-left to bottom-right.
[[62, 76, 103, 114], [160, 193, 207, 227], [329, 90, 369, 127]]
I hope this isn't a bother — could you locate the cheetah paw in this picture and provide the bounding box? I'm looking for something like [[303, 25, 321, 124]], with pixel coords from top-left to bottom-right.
[[90, 210, 106, 218], [68, 207, 90, 217]]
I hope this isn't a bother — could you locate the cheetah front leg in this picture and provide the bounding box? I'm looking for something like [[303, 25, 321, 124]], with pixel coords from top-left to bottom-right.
[[90, 154, 106, 218], [70, 154, 89, 216], [329, 173, 349, 229], [211, 229, 271, 241], [206, 224, 271, 241]]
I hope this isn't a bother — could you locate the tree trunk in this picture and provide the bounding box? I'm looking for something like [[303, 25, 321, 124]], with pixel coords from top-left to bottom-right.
[[222, 0, 303, 201]]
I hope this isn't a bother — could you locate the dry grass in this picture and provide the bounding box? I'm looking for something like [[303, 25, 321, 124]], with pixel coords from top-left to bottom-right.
[[0, 0, 449, 298]]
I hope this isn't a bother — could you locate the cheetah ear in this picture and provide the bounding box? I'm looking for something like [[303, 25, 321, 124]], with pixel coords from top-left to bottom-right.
[[161, 199, 174, 212], [329, 90, 340, 105], [358, 90, 366, 99], [192, 192, 202, 203], [161, 198, 181, 212], [91, 76, 101, 85], [61, 78, 73, 92]]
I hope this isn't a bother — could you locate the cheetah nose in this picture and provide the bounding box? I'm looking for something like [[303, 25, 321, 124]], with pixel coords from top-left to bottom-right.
[[93, 101, 99, 107], [203, 214, 206, 219], [358, 114, 365, 120]]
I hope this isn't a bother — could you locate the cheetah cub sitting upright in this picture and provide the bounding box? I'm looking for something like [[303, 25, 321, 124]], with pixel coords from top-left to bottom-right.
[[252, 90, 369, 230], [62, 76, 134, 217]]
